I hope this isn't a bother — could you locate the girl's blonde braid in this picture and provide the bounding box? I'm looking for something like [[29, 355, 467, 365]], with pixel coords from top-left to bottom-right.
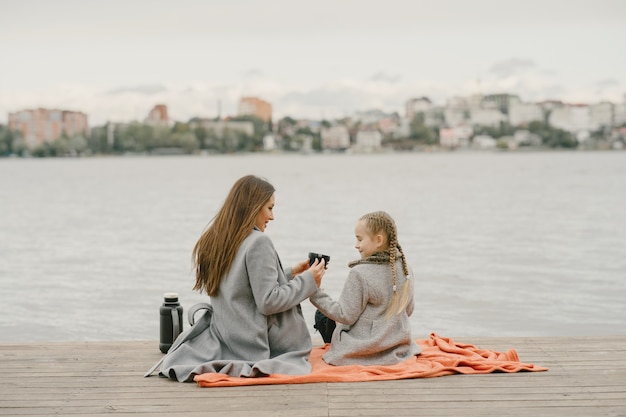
[[389, 227, 398, 292], [397, 243, 409, 276], [381, 212, 412, 320]]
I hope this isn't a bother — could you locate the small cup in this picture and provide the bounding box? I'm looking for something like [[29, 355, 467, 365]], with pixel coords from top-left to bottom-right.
[[308, 252, 330, 268]]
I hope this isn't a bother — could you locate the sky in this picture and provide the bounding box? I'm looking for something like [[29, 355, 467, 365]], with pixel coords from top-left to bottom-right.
[[1, 0, 625, 126]]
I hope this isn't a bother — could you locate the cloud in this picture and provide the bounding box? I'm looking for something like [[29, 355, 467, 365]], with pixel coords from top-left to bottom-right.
[[106, 84, 168, 95], [275, 77, 423, 119], [595, 78, 620, 88], [488, 59, 536, 78], [590, 78, 623, 102], [278, 86, 374, 119], [476, 59, 582, 102], [282, 86, 370, 108], [242, 69, 266, 79], [369, 71, 403, 83], [1, 70, 624, 127]]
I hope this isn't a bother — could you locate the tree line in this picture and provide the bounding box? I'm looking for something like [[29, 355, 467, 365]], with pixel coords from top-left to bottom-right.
[[0, 113, 602, 157]]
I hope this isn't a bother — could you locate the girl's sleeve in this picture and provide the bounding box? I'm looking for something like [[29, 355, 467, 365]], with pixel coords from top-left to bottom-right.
[[247, 234, 318, 315], [310, 269, 368, 325]]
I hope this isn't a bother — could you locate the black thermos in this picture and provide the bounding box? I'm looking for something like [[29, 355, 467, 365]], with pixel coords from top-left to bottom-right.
[[159, 292, 183, 353]]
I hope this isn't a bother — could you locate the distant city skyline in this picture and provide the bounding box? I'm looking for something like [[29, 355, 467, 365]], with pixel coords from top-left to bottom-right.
[[1, 0, 625, 125]]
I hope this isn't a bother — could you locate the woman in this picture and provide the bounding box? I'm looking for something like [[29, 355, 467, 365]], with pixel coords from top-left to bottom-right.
[[153, 175, 326, 382]]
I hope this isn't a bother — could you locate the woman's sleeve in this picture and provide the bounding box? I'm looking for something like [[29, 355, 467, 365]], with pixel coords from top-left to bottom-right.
[[247, 234, 318, 315], [309, 269, 368, 325]]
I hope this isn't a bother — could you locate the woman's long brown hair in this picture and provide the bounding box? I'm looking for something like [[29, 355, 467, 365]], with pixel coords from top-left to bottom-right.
[[192, 175, 275, 296]]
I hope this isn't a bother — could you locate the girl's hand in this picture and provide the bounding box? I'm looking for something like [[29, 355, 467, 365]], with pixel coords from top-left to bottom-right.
[[308, 258, 326, 287]]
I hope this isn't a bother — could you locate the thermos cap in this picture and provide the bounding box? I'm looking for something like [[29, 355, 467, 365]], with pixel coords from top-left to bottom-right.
[[164, 292, 179, 300]]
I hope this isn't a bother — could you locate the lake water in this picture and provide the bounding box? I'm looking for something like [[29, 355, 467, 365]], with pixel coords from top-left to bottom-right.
[[0, 151, 625, 343]]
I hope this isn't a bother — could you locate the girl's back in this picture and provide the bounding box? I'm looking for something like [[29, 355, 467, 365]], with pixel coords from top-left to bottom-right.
[[311, 259, 421, 366]]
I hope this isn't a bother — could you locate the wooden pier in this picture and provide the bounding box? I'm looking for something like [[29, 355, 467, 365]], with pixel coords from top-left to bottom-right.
[[1, 335, 625, 416]]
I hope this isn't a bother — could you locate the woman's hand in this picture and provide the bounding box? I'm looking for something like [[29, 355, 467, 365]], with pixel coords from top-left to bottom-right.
[[291, 259, 311, 277]]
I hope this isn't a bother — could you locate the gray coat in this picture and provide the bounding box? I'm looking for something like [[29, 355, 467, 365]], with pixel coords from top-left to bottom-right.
[[157, 229, 318, 381], [310, 260, 421, 366]]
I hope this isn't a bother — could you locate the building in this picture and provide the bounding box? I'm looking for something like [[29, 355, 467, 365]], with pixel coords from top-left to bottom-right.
[[320, 125, 350, 150], [405, 97, 432, 120], [393, 117, 411, 139], [439, 125, 473, 148], [473, 134, 497, 149], [482, 94, 521, 114], [513, 130, 542, 146], [589, 102, 614, 130], [353, 129, 382, 152], [422, 108, 446, 128], [470, 108, 506, 128], [8, 108, 89, 148], [443, 97, 468, 127], [439, 128, 458, 148], [614, 103, 626, 127], [262, 133, 277, 151], [377, 116, 399, 135], [549, 104, 591, 133], [509, 103, 544, 126], [537, 100, 565, 115], [466, 94, 484, 111], [444, 108, 467, 127], [353, 109, 391, 125], [146, 104, 169, 126], [238, 97, 272, 123]]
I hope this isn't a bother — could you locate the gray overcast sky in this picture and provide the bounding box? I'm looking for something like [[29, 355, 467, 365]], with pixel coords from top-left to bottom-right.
[[1, 0, 625, 124]]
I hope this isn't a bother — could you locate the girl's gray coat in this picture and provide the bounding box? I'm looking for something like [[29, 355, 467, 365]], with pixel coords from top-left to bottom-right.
[[310, 260, 421, 366], [152, 229, 318, 382]]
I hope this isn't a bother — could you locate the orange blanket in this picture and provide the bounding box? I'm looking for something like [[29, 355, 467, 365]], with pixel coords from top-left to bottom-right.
[[194, 333, 547, 387]]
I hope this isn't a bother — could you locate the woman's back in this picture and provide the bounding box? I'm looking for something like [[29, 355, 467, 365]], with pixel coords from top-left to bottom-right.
[[210, 230, 314, 360]]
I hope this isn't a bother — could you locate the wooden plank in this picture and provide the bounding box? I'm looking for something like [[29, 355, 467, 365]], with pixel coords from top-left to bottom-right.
[[0, 336, 625, 417]]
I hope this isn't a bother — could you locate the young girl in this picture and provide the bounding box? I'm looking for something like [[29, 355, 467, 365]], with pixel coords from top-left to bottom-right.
[[310, 211, 421, 366]]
